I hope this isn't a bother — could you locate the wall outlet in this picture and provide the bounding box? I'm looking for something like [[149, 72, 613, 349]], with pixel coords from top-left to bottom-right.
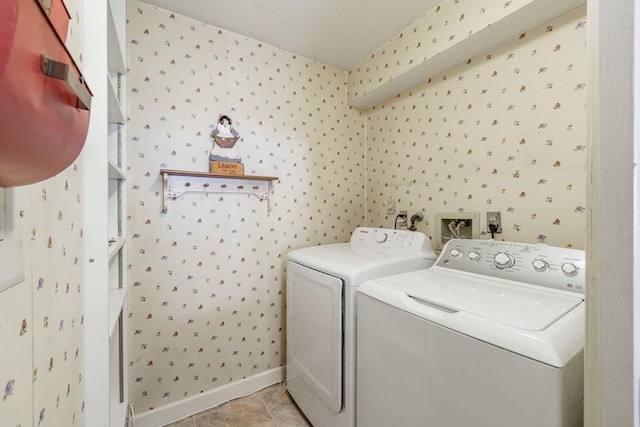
[[487, 211, 502, 233], [434, 212, 480, 251], [397, 210, 408, 227]]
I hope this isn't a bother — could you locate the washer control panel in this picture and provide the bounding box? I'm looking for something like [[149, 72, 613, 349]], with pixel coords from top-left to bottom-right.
[[435, 239, 585, 294], [350, 227, 436, 257]]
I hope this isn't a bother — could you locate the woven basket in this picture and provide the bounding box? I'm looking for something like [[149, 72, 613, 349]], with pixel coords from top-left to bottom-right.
[[213, 135, 240, 148]]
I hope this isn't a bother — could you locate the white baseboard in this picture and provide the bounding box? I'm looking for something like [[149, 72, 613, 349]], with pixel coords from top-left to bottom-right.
[[133, 367, 285, 427]]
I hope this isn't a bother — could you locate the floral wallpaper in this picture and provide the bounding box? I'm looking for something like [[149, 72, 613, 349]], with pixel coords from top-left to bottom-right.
[[127, 0, 587, 417], [365, 5, 587, 249], [29, 171, 85, 427], [0, 0, 589, 424], [348, 0, 537, 104], [1, 171, 85, 427], [126, 0, 364, 412], [0, 269, 33, 426], [0, 2, 86, 426]]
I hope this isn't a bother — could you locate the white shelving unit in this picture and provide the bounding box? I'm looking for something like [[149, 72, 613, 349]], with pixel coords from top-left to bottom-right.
[[83, 0, 128, 425], [107, 0, 128, 425]]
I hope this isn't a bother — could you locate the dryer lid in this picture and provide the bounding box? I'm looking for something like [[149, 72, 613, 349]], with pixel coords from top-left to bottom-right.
[[288, 243, 434, 286], [372, 269, 583, 331]]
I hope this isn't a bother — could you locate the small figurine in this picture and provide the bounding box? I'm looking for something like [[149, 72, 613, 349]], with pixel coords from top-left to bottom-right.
[[210, 115, 241, 163]]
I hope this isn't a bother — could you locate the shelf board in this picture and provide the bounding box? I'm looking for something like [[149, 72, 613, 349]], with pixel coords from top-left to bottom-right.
[[107, 0, 126, 73], [160, 168, 279, 181], [108, 236, 126, 261], [107, 74, 125, 124], [160, 169, 279, 213], [108, 160, 126, 180], [108, 287, 127, 339], [110, 398, 128, 427]]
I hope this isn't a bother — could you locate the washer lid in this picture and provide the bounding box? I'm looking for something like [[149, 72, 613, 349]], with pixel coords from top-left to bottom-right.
[[373, 269, 583, 331]]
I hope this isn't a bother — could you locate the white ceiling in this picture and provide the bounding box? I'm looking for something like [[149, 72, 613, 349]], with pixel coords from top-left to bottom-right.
[[137, 0, 440, 70]]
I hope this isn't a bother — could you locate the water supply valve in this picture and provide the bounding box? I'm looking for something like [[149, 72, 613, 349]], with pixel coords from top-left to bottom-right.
[[408, 212, 424, 231]]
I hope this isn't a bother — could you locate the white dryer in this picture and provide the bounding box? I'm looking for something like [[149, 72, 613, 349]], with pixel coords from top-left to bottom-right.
[[286, 227, 437, 427], [357, 239, 586, 427]]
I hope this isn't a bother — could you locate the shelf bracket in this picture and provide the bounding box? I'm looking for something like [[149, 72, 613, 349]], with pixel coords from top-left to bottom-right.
[[160, 169, 277, 213]]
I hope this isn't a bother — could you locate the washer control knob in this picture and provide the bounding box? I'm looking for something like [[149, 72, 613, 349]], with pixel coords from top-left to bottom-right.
[[376, 232, 388, 243], [493, 252, 515, 269], [467, 251, 481, 261], [449, 249, 462, 259], [532, 259, 549, 272], [561, 262, 578, 276]]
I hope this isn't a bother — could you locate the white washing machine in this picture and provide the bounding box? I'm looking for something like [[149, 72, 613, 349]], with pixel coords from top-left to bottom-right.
[[357, 239, 586, 427], [286, 227, 438, 427]]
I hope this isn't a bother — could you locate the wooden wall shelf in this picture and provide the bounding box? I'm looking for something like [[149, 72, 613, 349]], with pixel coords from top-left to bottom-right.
[[160, 169, 279, 213]]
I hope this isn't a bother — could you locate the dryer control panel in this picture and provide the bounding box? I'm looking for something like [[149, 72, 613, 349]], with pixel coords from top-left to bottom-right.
[[350, 227, 437, 258], [435, 239, 585, 295]]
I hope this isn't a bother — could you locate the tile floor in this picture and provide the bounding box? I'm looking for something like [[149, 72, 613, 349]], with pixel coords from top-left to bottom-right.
[[164, 382, 311, 427]]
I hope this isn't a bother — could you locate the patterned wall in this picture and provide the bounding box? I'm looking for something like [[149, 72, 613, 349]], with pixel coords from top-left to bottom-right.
[[0, 0, 589, 423], [0, 177, 85, 427], [126, 0, 587, 415], [348, 0, 536, 103], [126, 0, 365, 411], [0, 1, 86, 425], [0, 0, 588, 423], [365, 5, 587, 249]]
